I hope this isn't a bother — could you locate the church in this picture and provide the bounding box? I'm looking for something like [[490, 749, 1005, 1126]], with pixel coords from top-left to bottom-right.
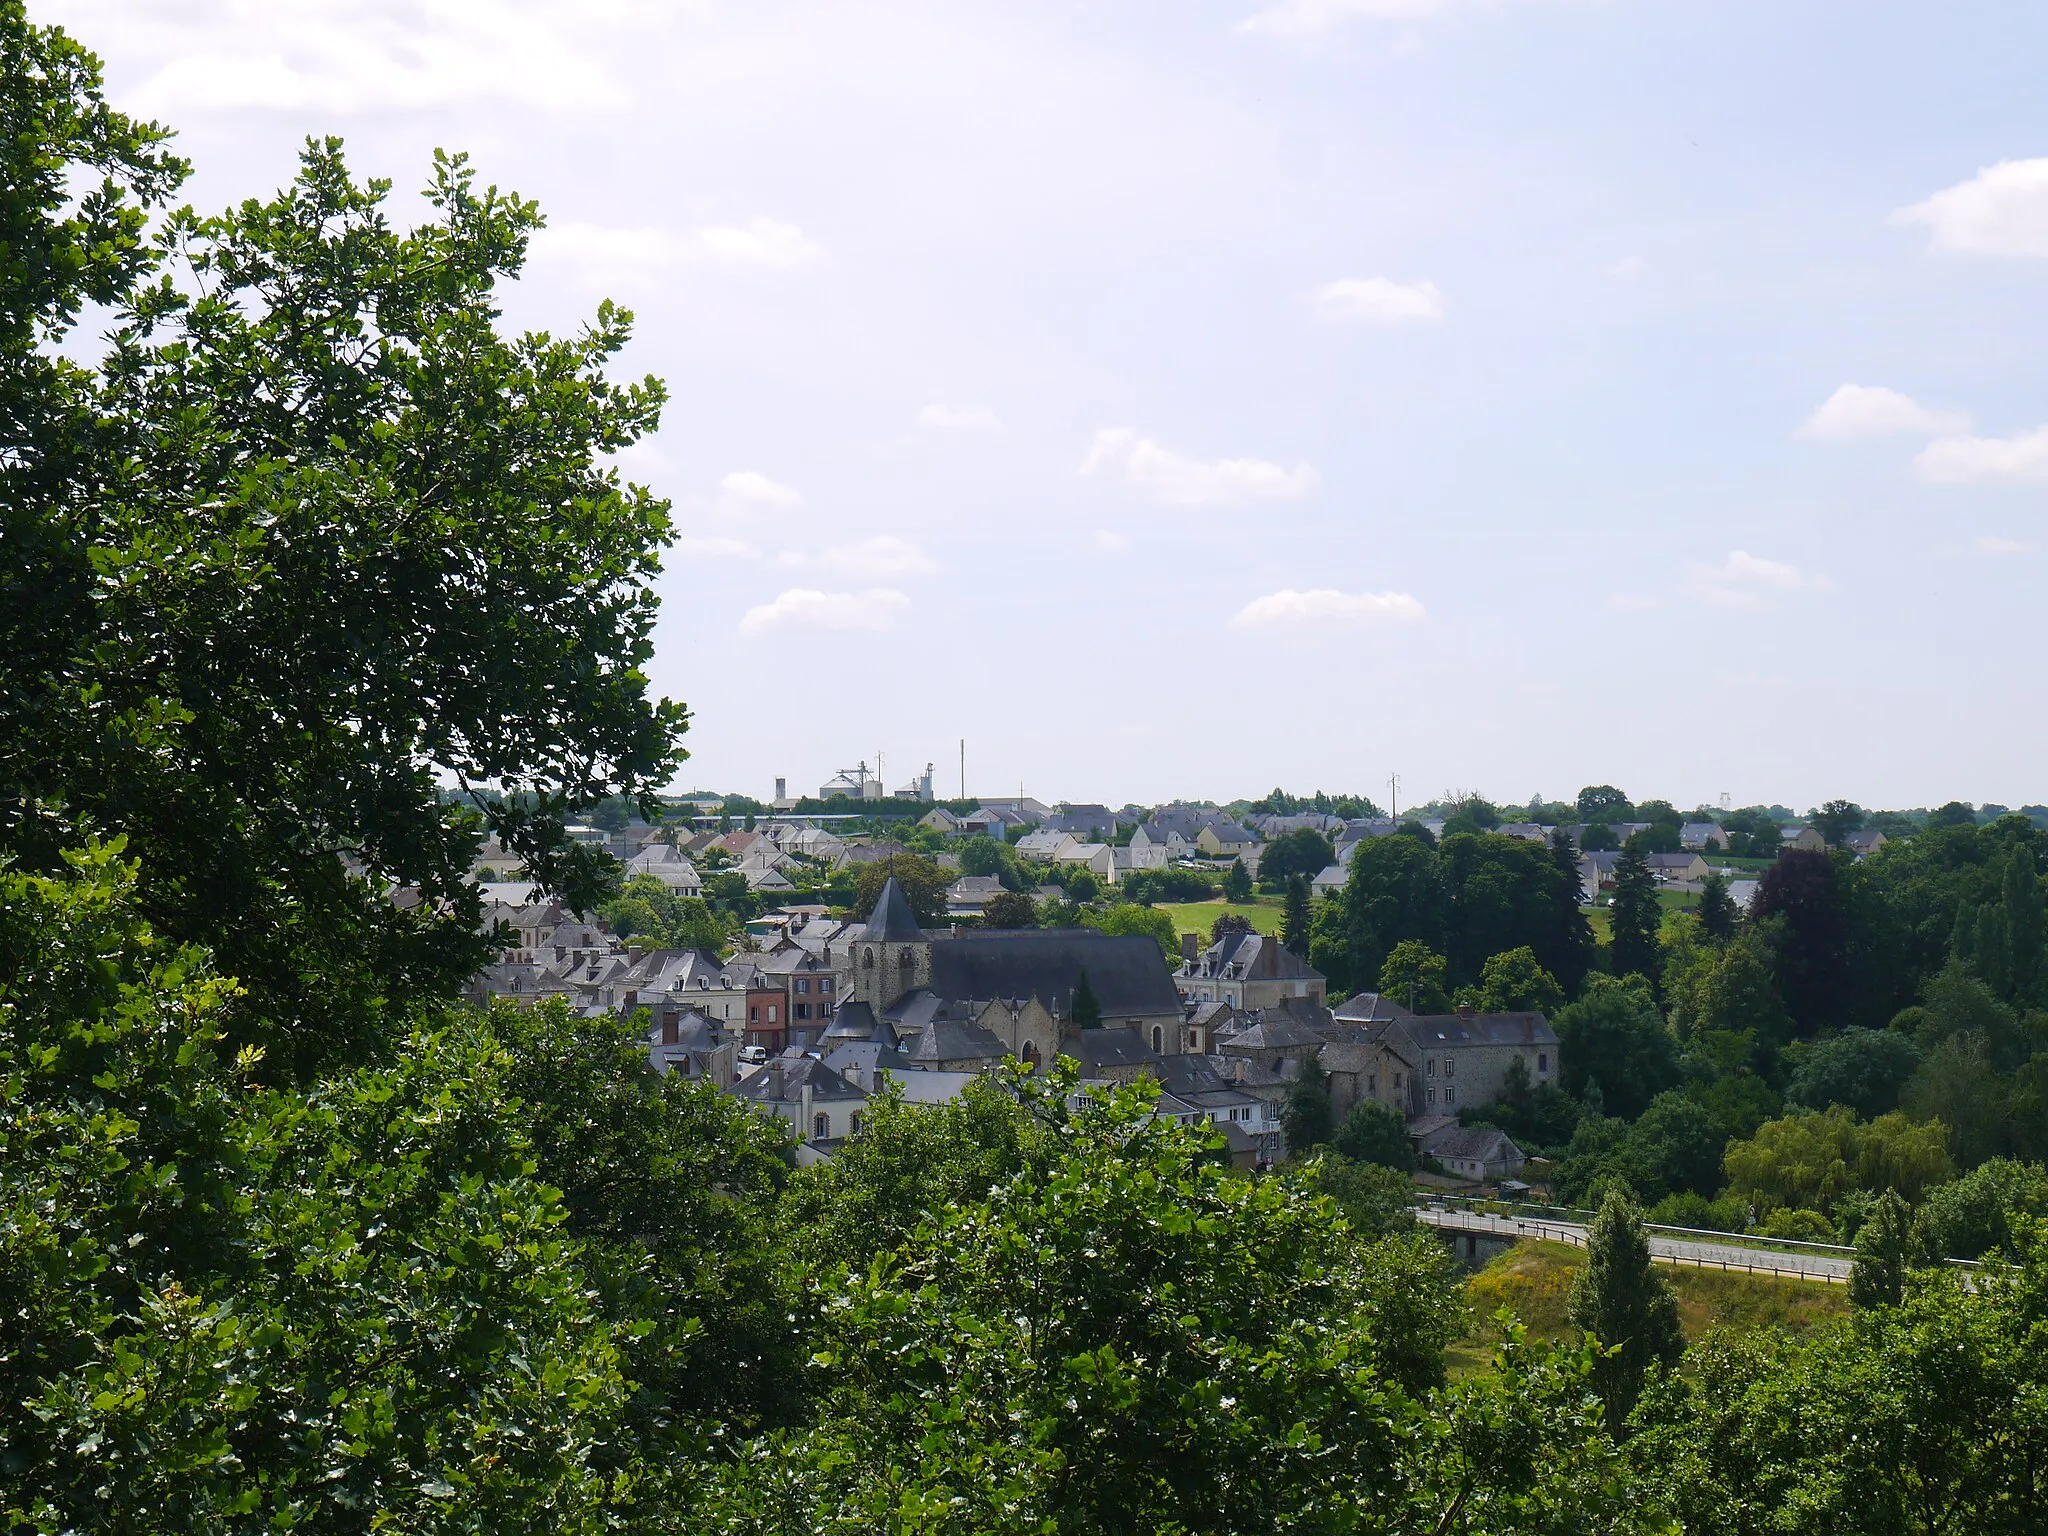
[[830, 876, 1191, 1069]]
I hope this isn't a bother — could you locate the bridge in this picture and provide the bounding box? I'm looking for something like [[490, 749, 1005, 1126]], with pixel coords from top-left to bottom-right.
[[1416, 1205, 1856, 1284]]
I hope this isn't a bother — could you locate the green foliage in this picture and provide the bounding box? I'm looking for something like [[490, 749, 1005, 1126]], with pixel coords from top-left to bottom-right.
[[1283, 1057, 1335, 1153], [1380, 938, 1453, 1014], [1849, 1190, 1914, 1308], [1305, 1153, 1419, 1237], [1259, 828, 1336, 885], [1477, 945, 1566, 1013], [1333, 1098, 1417, 1170], [1786, 1027, 1922, 1118], [1911, 1157, 2048, 1261], [1569, 1189, 1683, 1433], [1222, 855, 1253, 902], [1579, 785, 1634, 822], [1555, 974, 1679, 1120], [1557, 1091, 1727, 1207], [1752, 849, 1853, 1035], [1070, 965, 1102, 1028], [852, 854, 948, 922], [1281, 871, 1312, 955], [1721, 1105, 1953, 1217], [597, 872, 738, 952], [1697, 870, 1740, 944], [980, 889, 1039, 928], [1812, 799, 1866, 847], [10, 139, 686, 1080], [1118, 865, 1218, 904], [1078, 901, 1177, 959], [1609, 845, 1663, 985]]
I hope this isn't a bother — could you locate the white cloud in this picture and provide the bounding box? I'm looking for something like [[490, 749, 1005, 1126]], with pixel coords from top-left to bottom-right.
[[1895, 159, 2048, 257], [1240, 0, 1451, 36], [738, 588, 910, 634], [690, 217, 825, 269], [1915, 428, 2048, 484], [1088, 529, 1133, 554], [1977, 535, 2034, 555], [61, 0, 641, 116], [1313, 276, 1445, 324], [1229, 588, 1426, 629], [715, 471, 804, 517], [1694, 550, 1831, 607], [1080, 428, 1318, 506], [816, 536, 939, 580], [918, 404, 1003, 431], [673, 536, 756, 560], [1796, 384, 1970, 440]]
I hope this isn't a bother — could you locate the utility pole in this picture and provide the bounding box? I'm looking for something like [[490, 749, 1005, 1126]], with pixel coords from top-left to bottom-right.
[[1389, 773, 1401, 823], [960, 738, 966, 800]]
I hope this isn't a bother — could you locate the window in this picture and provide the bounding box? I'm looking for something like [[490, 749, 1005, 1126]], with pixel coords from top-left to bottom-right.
[[1444, 1056, 1454, 1078], [796, 978, 810, 995], [1537, 1052, 1548, 1072], [812, 1113, 829, 1139], [1394, 1072, 1403, 1087], [1426, 1059, 1436, 1078], [749, 1005, 759, 1023], [795, 1003, 810, 1020], [1367, 1074, 1376, 1094], [849, 1111, 865, 1135], [1152, 1025, 1164, 1053], [768, 1005, 779, 1023], [863, 948, 875, 968], [1445, 1087, 1455, 1106], [900, 950, 915, 972], [821, 978, 834, 994], [1426, 1087, 1436, 1106]]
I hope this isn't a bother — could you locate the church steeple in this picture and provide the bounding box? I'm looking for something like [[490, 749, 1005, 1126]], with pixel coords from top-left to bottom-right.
[[852, 875, 931, 1009]]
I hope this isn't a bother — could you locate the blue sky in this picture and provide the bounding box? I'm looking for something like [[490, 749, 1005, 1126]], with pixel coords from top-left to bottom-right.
[[50, 0, 2048, 811]]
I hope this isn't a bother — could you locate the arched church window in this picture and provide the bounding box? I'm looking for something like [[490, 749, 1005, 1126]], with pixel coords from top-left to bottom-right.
[[900, 949, 915, 972], [863, 948, 875, 968], [1151, 1025, 1164, 1053], [1021, 1040, 1041, 1069]]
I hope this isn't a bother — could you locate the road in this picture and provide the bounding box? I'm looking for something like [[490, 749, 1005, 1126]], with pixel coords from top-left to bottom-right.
[[1417, 1206, 1855, 1284]]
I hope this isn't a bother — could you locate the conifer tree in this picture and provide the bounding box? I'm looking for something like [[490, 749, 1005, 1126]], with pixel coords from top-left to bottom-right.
[[1849, 1189, 1913, 1309], [1070, 966, 1102, 1029], [1696, 870, 1739, 945], [1609, 845, 1663, 984], [1567, 1188, 1683, 1433], [1282, 873, 1312, 956], [1282, 1056, 1335, 1153], [2005, 845, 2045, 1004]]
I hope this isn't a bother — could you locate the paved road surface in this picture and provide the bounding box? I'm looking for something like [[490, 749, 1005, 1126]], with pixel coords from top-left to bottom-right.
[[1417, 1207, 1854, 1284]]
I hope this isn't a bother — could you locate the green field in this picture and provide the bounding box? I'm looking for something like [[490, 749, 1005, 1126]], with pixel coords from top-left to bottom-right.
[[1156, 898, 1283, 943], [1447, 1238, 1849, 1377]]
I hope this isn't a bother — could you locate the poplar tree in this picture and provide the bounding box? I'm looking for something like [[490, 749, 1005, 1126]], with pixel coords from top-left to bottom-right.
[[1282, 872, 1312, 955], [1849, 1189, 1914, 1309], [1609, 845, 1663, 984], [2005, 845, 2045, 1004]]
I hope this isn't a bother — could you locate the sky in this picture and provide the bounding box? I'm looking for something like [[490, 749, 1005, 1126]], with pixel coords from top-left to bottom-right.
[[44, 0, 2048, 814]]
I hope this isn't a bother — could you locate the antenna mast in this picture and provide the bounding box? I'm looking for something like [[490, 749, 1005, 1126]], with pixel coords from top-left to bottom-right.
[[1389, 773, 1401, 823]]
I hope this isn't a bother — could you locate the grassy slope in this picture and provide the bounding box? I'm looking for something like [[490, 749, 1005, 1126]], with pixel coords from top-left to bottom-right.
[[1447, 1239, 1849, 1377]]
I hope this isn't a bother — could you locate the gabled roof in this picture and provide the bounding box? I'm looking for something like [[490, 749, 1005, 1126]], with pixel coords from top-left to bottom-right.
[[1064, 1026, 1157, 1073], [1398, 1011, 1558, 1049], [1332, 991, 1415, 1023], [822, 999, 897, 1049], [1425, 1125, 1520, 1162], [733, 1055, 866, 1105], [905, 1016, 1009, 1065], [1221, 1010, 1325, 1051], [859, 876, 927, 943]]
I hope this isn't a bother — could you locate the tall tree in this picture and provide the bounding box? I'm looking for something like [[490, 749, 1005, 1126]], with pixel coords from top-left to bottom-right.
[[1282, 1056, 1335, 1153], [1696, 870, 1739, 944], [1070, 966, 1102, 1028], [1848, 1189, 1914, 1309], [6, 134, 687, 1078], [1752, 848, 1852, 1035], [1340, 833, 1448, 986], [1608, 844, 1663, 984], [1261, 827, 1336, 882], [1223, 856, 1253, 902], [1476, 946, 1565, 1014], [1282, 872, 1312, 956], [853, 855, 949, 922], [1567, 1189, 1683, 1434], [1812, 799, 1866, 847], [1577, 785, 1633, 822], [2004, 844, 2045, 1004], [982, 889, 1039, 929], [1379, 940, 1452, 1014]]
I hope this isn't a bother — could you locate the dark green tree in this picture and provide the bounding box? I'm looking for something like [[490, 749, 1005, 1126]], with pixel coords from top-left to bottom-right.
[[1283, 1057, 1336, 1152], [1333, 1099, 1416, 1170], [1261, 827, 1336, 882], [1579, 822, 1620, 852], [1282, 872, 1312, 955], [1554, 976, 1679, 1119], [1567, 1188, 1683, 1433], [1812, 799, 1866, 847], [1608, 844, 1663, 984], [1338, 833, 1447, 991], [2004, 844, 2045, 1003], [1211, 910, 1254, 945], [982, 889, 1039, 928], [1752, 849, 1853, 1035], [1223, 855, 1253, 902], [1577, 785, 1633, 822], [1848, 1189, 1914, 1308], [1696, 870, 1739, 944], [1380, 940, 1453, 1014], [1786, 1027, 1922, 1119], [1070, 966, 1103, 1028], [1928, 800, 1978, 829], [1475, 945, 1565, 1014], [853, 854, 949, 922]]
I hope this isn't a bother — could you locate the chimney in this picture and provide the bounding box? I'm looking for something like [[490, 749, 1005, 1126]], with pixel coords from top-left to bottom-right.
[[800, 1076, 815, 1141], [1457, 1003, 1475, 1022], [775, 777, 787, 802], [1180, 932, 1200, 964]]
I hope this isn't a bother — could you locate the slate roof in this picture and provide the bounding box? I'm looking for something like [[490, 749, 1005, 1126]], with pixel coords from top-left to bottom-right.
[[1399, 1011, 1557, 1049], [859, 876, 928, 943], [1185, 931, 1323, 984], [930, 930, 1184, 1020], [1065, 1026, 1157, 1073], [1332, 991, 1416, 1023], [733, 1056, 865, 1106], [905, 1016, 1009, 1065], [1424, 1125, 1521, 1163], [1220, 1010, 1325, 1051], [821, 999, 898, 1050]]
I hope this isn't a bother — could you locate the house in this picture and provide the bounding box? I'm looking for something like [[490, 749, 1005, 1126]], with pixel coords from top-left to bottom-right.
[[1194, 819, 1260, 860], [1780, 825, 1827, 853], [919, 807, 964, 836], [646, 1009, 736, 1085], [1046, 803, 1121, 838], [1248, 812, 1347, 837], [1125, 822, 1191, 871], [1397, 1008, 1558, 1118], [946, 874, 1006, 918], [1420, 1124, 1526, 1182], [1213, 1006, 1326, 1078], [732, 1056, 868, 1162], [1845, 829, 1889, 859], [1317, 1028, 1417, 1124], [975, 796, 1052, 825], [1055, 842, 1118, 885], [624, 842, 703, 895], [1176, 930, 1327, 1012], [1679, 821, 1728, 851], [1646, 851, 1710, 883], [1576, 850, 1622, 898], [1494, 823, 1553, 843], [1311, 862, 1349, 895], [1331, 992, 1415, 1025], [1014, 828, 1079, 863]]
